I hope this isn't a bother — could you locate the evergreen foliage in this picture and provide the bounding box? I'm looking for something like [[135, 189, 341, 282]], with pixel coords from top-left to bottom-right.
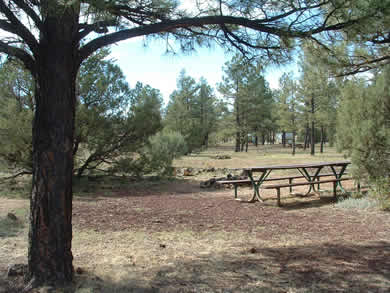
[[336, 65, 390, 204], [165, 70, 218, 152], [0, 60, 34, 173], [276, 73, 299, 153], [219, 54, 275, 151], [0, 51, 165, 178]]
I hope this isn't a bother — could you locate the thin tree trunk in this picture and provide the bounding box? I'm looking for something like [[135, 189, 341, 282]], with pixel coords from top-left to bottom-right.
[[292, 130, 296, 156], [245, 136, 249, 152], [28, 9, 79, 286], [235, 93, 240, 152], [235, 131, 240, 152], [255, 135, 258, 147], [240, 134, 245, 152], [262, 134, 265, 145], [304, 123, 309, 150], [311, 122, 315, 155], [320, 125, 324, 153], [282, 130, 286, 147], [310, 97, 315, 156], [204, 133, 209, 149]]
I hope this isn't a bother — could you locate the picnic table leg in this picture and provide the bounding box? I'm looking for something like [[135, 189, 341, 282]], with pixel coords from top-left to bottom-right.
[[330, 165, 348, 194], [297, 167, 323, 195], [276, 188, 281, 207], [248, 169, 271, 203]]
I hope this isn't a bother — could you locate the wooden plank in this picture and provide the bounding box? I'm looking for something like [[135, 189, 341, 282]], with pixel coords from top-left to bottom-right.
[[262, 177, 353, 189], [243, 161, 350, 172], [216, 173, 348, 185]]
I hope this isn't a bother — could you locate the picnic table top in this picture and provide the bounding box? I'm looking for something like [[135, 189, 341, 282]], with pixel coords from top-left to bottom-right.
[[243, 161, 351, 172]]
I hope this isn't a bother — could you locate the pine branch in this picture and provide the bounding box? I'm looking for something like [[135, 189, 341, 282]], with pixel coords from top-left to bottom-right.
[[78, 15, 313, 62], [0, 0, 39, 55], [12, 0, 41, 28], [0, 170, 31, 182], [0, 41, 35, 73]]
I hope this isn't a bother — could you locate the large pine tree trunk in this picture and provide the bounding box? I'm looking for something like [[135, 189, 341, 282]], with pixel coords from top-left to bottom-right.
[[28, 8, 79, 286]]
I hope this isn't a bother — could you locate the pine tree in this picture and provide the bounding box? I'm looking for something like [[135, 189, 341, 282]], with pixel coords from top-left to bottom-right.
[[337, 66, 390, 189]]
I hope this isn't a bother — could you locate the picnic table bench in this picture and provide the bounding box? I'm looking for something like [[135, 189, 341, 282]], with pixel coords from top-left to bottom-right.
[[217, 161, 356, 206]]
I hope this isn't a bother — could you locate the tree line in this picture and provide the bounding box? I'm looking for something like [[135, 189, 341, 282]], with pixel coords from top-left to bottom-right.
[[2, 45, 388, 188]]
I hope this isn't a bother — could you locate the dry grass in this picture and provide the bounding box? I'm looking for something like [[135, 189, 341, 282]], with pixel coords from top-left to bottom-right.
[[2, 200, 389, 293], [173, 144, 346, 169]]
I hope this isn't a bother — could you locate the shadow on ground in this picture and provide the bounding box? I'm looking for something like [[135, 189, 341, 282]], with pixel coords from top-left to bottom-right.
[[5, 241, 386, 293]]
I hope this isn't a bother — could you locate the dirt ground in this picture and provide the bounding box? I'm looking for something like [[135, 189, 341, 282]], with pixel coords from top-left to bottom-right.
[[1, 179, 390, 293]]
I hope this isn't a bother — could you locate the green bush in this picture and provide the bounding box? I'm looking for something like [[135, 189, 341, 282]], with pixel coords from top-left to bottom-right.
[[143, 130, 188, 176], [111, 130, 187, 177]]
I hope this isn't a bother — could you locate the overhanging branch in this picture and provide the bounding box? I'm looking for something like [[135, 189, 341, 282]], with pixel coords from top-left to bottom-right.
[[13, 0, 42, 29], [0, 0, 39, 55], [78, 15, 309, 63], [0, 41, 35, 74]]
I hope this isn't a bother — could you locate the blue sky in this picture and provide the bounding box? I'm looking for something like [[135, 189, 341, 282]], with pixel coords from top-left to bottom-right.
[[110, 37, 292, 104]]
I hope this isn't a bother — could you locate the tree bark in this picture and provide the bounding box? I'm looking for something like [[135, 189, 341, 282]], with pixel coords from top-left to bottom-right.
[[311, 97, 315, 156], [28, 10, 78, 286], [235, 131, 241, 152], [320, 125, 325, 153], [234, 94, 240, 152], [304, 123, 309, 150], [282, 130, 286, 147], [292, 129, 296, 156]]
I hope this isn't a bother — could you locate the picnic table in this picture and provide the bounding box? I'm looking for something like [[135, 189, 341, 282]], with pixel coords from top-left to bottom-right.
[[218, 161, 352, 206]]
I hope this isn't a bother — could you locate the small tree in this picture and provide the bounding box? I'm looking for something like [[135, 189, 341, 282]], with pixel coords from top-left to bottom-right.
[[0, 53, 163, 178], [219, 55, 274, 151], [337, 66, 390, 187], [276, 73, 299, 155]]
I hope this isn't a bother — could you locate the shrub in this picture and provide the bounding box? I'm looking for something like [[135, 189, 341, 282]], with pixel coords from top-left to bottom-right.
[[369, 177, 390, 211], [112, 130, 187, 177], [335, 196, 379, 210], [143, 130, 188, 176]]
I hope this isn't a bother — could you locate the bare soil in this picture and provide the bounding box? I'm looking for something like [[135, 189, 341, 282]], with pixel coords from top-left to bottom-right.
[[1, 178, 389, 292]]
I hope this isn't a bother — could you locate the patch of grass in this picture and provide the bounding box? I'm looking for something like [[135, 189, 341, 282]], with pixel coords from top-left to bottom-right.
[[335, 196, 380, 210], [0, 207, 27, 237], [173, 144, 346, 169]]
